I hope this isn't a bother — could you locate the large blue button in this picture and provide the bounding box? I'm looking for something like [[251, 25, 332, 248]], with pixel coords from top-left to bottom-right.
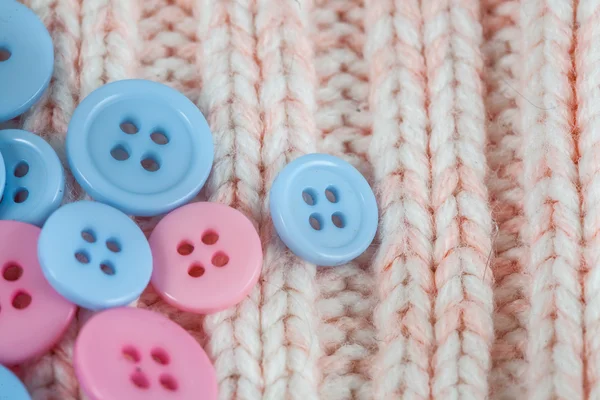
[[67, 79, 214, 216], [0, 1, 54, 122], [38, 201, 153, 310], [270, 153, 378, 266], [0, 364, 30, 400], [0, 129, 64, 226]]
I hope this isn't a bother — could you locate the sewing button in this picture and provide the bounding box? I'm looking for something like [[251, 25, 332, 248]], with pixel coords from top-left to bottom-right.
[[149, 202, 262, 314], [67, 79, 214, 217], [0, 221, 76, 365], [0, 1, 54, 122], [270, 153, 378, 266], [38, 201, 152, 311], [74, 307, 217, 400], [0, 129, 64, 226], [0, 365, 30, 399]]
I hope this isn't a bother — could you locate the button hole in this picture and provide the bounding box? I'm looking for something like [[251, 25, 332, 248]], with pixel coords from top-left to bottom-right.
[[141, 155, 160, 172], [302, 188, 317, 206], [151, 348, 170, 365], [110, 144, 130, 161], [211, 252, 229, 267], [13, 188, 28, 203], [150, 131, 169, 145], [13, 162, 29, 178], [130, 371, 150, 389], [75, 251, 90, 264], [0, 48, 11, 62], [325, 186, 339, 203], [332, 212, 345, 228], [122, 346, 141, 363], [201, 230, 219, 245], [81, 230, 96, 243], [100, 262, 116, 276], [188, 263, 205, 278], [2, 263, 23, 282], [12, 291, 31, 310], [177, 241, 194, 256], [309, 213, 323, 231], [159, 374, 178, 391], [120, 121, 138, 135], [106, 239, 121, 253]]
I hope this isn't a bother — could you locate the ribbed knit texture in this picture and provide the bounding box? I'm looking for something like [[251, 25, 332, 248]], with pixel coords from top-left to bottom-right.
[[6, 0, 600, 398]]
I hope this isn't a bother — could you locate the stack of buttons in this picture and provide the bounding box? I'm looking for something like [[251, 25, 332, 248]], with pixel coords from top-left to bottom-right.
[[0, 2, 379, 400]]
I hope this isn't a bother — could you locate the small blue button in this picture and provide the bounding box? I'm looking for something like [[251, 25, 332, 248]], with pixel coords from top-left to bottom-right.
[[67, 79, 214, 216], [270, 153, 378, 266], [38, 201, 153, 310], [0, 129, 64, 226], [0, 364, 30, 400], [0, 1, 54, 122]]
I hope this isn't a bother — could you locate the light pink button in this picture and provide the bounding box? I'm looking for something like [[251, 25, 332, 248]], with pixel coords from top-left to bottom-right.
[[0, 220, 76, 365], [74, 307, 217, 400], [149, 202, 262, 314]]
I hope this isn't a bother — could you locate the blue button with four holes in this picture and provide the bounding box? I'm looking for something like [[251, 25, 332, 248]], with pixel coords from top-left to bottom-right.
[[0, 1, 54, 122], [0, 129, 64, 226], [67, 79, 214, 217], [38, 201, 153, 310], [0, 364, 30, 400], [270, 153, 378, 266]]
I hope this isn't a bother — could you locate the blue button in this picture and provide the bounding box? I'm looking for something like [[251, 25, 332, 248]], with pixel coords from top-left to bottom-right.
[[67, 79, 214, 216], [270, 153, 378, 266], [0, 129, 64, 226], [38, 201, 153, 310], [0, 1, 54, 122], [0, 364, 30, 400]]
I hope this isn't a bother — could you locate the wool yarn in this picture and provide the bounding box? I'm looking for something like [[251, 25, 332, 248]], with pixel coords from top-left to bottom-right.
[[6, 0, 600, 399]]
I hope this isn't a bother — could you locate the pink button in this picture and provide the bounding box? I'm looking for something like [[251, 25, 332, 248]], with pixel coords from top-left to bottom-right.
[[149, 202, 262, 314], [74, 307, 217, 400], [0, 220, 76, 365]]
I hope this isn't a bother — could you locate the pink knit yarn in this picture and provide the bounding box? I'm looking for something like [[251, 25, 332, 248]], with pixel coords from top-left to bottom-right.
[[12, 0, 600, 399]]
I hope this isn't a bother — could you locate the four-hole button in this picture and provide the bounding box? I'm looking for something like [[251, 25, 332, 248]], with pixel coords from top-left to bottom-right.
[[149, 202, 262, 314], [0, 220, 76, 365], [74, 307, 217, 400], [38, 201, 153, 310], [67, 79, 214, 217], [270, 153, 378, 266]]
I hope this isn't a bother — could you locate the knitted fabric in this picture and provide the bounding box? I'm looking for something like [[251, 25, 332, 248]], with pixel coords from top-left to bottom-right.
[[5, 0, 598, 399]]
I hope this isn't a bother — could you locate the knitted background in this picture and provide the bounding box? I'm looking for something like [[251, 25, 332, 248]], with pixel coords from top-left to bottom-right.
[[4, 0, 596, 399]]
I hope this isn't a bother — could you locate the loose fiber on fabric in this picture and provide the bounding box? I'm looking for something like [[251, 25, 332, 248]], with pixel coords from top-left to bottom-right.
[[8, 0, 600, 399]]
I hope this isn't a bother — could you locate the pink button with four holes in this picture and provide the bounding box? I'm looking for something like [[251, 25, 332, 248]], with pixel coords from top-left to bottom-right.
[[149, 202, 262, 314], [0, 220, 76, 365], [74, 307, 217, 400]]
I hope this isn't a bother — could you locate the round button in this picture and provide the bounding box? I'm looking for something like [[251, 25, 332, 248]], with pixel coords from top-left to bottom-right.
[[38, 201, 153, 311], [149, 202, 262, 314], [270, 153, 378, 266], [0, 220, 76, 365], [67, 79, 214, 217], [0, 1, 54, 122], [74, 307, 217, 400], [0, 130, 64, 226], [0, 365, 30, 399]]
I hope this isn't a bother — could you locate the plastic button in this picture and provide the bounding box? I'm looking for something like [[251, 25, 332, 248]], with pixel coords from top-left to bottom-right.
[[67, 79, 214, 217], [38, 201, 152, 311], [0, 221, 76, 365], [270, 153, 378, 266], [0, 365, 30, 400], [0, 129, 64, 226], [74, 307, 217, 400], [0, 1, 54, 122], [149, 202, 262, 314]]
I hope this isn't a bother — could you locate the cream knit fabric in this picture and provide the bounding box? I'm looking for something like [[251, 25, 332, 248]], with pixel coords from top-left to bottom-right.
[[6, 0, 596, 399]]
